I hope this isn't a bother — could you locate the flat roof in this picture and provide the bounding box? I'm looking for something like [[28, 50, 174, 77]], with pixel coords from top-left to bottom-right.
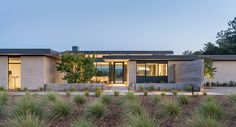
[[0, 49, 60, 58], [68, 50, 174, 55]]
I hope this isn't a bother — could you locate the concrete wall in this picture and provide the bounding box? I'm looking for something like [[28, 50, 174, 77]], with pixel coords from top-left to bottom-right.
[[21, 56, 45, 90], [168, 59, 204, 90], [127, 61, 136, 85], [206, 61, 236, 83], [44, 57, 57, 84], [0, 56, 8, 89]]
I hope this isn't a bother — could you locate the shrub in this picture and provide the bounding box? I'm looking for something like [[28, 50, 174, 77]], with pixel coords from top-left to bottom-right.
[[12, 93, 44, 118], [47, 99, 72, 120], [46, 92, 58, 102], [39, 87, 43, 91], [124, 99, 144, 116], [114, 91, 119, 96], [123, 113, 158, 127], [66, 92, 71, 97], [8, 113, 46, 127], [158, 100, 181, 118], [143, 91, 148, 96], [228, 94, 236, 103], [139, 86, 144, 91], [84, 90, 89, 96], [85, 101, 105, 119], [100, 95, 112, 104], [23, 87, 28, 91], [186, 113, 223, 127], [125, 92, 138, 101], [203, 92, 207, 96], [160, 92, 166, 97], [0, 91, 8, 105], [152, 95, 161, 104], [0, 87, 5, 91], [73, 95, 86, 105], [147, 86, 154, 91], [94, 90, 101, 97], [196, 97, 223, 120], [172, 90, 177, 96], [70, 118, 94, 127], [177, 95, 190, 105], [184, 85, 192, 92]]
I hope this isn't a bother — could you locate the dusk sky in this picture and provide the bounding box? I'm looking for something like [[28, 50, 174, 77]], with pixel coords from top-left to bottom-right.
[[0, 0, 236, 54]]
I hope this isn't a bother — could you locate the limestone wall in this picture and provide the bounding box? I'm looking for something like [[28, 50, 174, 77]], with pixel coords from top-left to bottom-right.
[[0, 56, 8, 89]]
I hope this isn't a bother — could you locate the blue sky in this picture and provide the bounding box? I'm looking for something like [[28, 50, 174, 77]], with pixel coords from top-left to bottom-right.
[[0, 0, 235, 54]]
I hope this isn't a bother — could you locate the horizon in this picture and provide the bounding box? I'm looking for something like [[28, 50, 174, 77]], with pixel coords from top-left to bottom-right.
[[0, 0, 236, 54]]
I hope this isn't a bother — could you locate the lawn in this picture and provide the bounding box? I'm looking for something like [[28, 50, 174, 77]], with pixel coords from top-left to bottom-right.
[[0, 91, 236, 127]]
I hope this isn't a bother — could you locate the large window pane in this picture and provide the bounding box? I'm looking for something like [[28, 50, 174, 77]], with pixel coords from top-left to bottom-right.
[[146, 63, 158, 76], [92, 62, 109, 83], [159, 64, 167, 76], [8, 57, 21, 90], [137, 64, 145, 76]]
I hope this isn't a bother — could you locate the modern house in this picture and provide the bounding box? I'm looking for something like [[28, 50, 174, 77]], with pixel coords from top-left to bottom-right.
[[0, 46, 236, 91]]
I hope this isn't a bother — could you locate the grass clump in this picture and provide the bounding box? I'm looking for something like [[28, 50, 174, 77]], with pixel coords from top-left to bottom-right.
[[12, 93, 44, 118], [124, 92, 138, 101], [186, 113, 223, 127], [70, 118, 94, 127], [0, 91, 8, 105], [123, 113, 158, 127], [228, 94, 236, 103], [46, 92, 58, 102], [152, 95, 161, 104], [114, 91, 119, 96], [8, 113, 46, 127], [160, 92, 166, 97], [84, 90, 89, 96], [94, 88, 102, 97], [100, 95, 112, 104], [177, 95, 190, 105], [124, 99, 144, 116], [143, 91, 148, 96], [196, 97, 223, 120], [47, 99, 72, 120], [158, 100, 181, 118], [85, 100, 105, 119], [172, 90, 177, 96], [73, 95, 86, 105]]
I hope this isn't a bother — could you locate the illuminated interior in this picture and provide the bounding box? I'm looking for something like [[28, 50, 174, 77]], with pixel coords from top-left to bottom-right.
[[137, 63, 168, 76], [8, 57, 21, 90]]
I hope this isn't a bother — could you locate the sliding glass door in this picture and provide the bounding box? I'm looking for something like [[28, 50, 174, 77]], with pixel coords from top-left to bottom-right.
[[114, 62, 124, 84]]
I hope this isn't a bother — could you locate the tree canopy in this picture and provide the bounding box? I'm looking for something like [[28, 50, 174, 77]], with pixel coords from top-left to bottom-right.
[[183, 17, 236, 55], [57, 53, 96, 83]]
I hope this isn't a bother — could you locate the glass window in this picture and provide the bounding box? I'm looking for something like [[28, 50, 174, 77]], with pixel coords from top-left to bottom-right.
[[146, 63, 158, 76], [137, 64, 145, 76], [91, 62, 109, 83], [8, 57, 21, 90], [159, 64, 167, 76]]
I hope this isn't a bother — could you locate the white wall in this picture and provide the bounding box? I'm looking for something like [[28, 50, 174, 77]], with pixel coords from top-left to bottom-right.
[[207, 61, 236, 83], [0, 56, 8, 89], [127, 61, 136, 85]]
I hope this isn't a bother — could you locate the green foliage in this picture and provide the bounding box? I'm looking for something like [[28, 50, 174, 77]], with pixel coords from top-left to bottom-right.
[[73, 95, 86, 105], [160, 92, 166, 97], [228, 94, 236, 103], [124, 99, 145, 116], [204, 59, 216, 82], [139, 86, 144, 91], [123, 113, 158, 127], [12, 93, 44, 118], [158, 100, 181, 118], [0, 91, 8, 105], [124, 92, 138, 101], [47, 99, 72, 120], [84, 90, 89, 96], [66, 92, 71, 97], [186, 113, 223, 127], [196, 96, 223, 120], [85, 101, 105, 119], [114, 91, 119, 96], [100, 95, 112, 104], [94, 88, 101, 97], [46, 92, 58, 102], [172, 90, 177, 96], [56, 53, 96, 83], [177, 95, 190, 105], [8, 113, 46, 127], [152, 95, 161, 104], [143, 90, 148, 96], [70, 118, 94, 127], [0, 87, 5, 91]]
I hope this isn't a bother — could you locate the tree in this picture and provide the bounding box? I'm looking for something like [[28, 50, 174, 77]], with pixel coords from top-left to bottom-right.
[[204, 59, 216, 88], [57, 53, 96, 83]]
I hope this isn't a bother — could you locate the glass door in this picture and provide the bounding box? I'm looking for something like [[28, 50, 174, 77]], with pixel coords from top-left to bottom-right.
[[8, 57, 21, 90], [114, 62, 124, 84]]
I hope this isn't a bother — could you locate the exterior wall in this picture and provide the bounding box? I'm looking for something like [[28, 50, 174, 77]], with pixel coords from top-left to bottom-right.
[[168, 59, 204, 90], [0, 56, 8, 89], [206, 61, 236, 83], [127, 61, 136, 85], [21, 56, 45, 90], [44, 57, 57, 84]]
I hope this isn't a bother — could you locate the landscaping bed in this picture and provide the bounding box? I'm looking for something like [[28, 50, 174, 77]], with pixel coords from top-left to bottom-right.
[[0, 92, 236, 127]]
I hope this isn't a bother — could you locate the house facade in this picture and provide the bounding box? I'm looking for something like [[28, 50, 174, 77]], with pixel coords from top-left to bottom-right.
[[0, 47, 235, 91]]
